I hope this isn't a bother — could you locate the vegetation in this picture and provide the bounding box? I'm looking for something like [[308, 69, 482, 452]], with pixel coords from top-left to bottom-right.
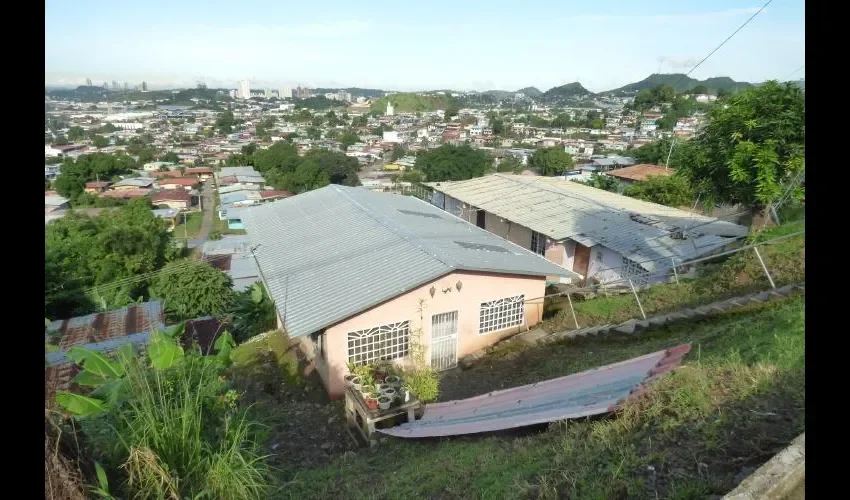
[[296, 96, 345, 110], [216, 110, 235, 134], [149, 260, 235, 321], [677, 81, 805, 215], [542, 82, 593, 102], [171, 211, 203, 240], [249, 141, 361, 194], [528, 147, 574, 176], [54, 153, 136, 200], [56, 326, 272, 499], [280, 295, 804, 498], [229, 283, 277, 343], [45, 199, 177, 319], [604, 73, 753, 95], [623, 174, 694, 207], [370, 93, 452, 114], [415, 144, 492, 181], [579, 172, 619, 192], [496, 156, 524, 173]]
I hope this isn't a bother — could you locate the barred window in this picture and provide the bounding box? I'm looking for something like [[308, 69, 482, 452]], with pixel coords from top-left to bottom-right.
[[479, 295, 525, 334], [531, 231, 546, 256], [347, 321, 410, 365], [622, 257, 650, 286]]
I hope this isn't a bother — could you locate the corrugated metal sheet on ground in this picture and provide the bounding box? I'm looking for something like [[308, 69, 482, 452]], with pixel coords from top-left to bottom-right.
[[240, 185, 579, 339], [380, 344, 691, 438], [425, 174, 748, 271]]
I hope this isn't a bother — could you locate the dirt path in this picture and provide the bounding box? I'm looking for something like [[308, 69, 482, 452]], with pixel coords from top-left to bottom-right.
[[195, 180, 215, 243]]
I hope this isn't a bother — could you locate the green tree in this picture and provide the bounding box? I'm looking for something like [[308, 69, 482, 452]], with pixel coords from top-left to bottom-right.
[[306, 126, 322, 140], [91, 135, 109, 148], [340, 130, 360, 150], [690, 85, 709, 95], [631, 137, 679, 165], [529, 147, 574, 176], [677, 81, 805, 216], [416, 144, 491, 182], [581, 173, 619, 192], [496, 156, 524, 173], [161, 151, 180, 163], [443, 98, 460, 120], [54, 153, 136, 200], [352, 115, 368, 127], [53, 135, 70, 145], [229, 282, 277, 343], [624, 174, 694, 207], [67, 126, 86, 141], [150, 260, 234, 321], [390, 144, 407, 161], [136, 148, 156, 166], [216, 110, 235, 134]]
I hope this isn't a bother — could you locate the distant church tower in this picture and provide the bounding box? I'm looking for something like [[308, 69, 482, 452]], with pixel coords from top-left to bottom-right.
[[386, 102, 394, 116]]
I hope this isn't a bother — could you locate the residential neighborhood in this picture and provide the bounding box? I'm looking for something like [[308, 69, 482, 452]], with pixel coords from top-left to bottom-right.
[[45, 2, 805, 498]]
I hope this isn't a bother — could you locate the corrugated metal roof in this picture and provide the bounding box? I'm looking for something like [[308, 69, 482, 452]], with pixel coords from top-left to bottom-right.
[[113, 178, 154, 188], [241, 185, 578, 339], [380, 344, 691, 438], [47, 300, 165, 351], [426, 174, 748, 271], [218, 184, 261, 195], [201, 235, 252, 254], [219, 166, 261, 177]]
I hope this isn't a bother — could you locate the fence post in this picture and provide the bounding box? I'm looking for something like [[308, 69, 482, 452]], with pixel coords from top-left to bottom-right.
[[566, 292, 580, 330], [752, 246, 776, 289], [629, 279, 647, 320], [671, 258, 680, 284]]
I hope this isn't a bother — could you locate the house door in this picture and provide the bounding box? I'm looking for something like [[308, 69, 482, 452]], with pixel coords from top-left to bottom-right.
[[573, 243, 591, 284], [431, 311, 459, 371], [476, 209, 486, 229]]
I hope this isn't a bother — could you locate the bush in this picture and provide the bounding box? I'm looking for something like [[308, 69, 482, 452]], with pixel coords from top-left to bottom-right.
[[403, 368, 439, 402], [149, 260, 235, 321], [230, 283, 277, 343]]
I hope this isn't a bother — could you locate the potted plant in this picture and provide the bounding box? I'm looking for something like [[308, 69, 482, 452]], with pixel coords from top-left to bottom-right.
[[381, 387, 397, 400], [349, 376, 362, 392], [377, 395, 393, 410], [361, 383, 376, 399], [344, 373, 358, 387], [385, 375, 400, 387], [398, 386, 411, 403]]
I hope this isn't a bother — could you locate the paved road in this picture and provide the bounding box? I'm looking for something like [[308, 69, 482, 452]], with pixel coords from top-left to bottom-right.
[[195, 180, 215, 243]]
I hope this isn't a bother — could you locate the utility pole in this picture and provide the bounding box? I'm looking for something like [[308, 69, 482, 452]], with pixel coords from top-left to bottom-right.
[[664, 138, 676, 170]]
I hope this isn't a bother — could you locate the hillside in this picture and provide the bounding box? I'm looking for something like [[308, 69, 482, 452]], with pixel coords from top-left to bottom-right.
[[45, 86, 231, 104], [604, 73, 754, 95], [516, 86, 542, 97], [315, 87, 386, 98], [370, 93, 452, 113], [542, 82, 594, 101]]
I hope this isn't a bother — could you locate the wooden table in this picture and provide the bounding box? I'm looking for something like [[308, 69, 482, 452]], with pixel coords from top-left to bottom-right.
[[344, 386, 422, 446]]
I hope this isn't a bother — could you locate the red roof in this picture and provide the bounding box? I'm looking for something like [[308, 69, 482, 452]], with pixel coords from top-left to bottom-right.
[[154, 170, 184, 178], [219, 176, 238, 185], [261, 190, 293, 199], [606, 164, 673, 182], [158, 177, 199, 186], [151, 190, 192, 202], [49, 301, 166, 350], [101, 188, 151, 199], [85, 181, 111, 188], [185, 167, 214, 174]]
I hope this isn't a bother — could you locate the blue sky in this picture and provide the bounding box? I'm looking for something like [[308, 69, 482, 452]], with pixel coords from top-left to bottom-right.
[[45, 0, 804, 92]]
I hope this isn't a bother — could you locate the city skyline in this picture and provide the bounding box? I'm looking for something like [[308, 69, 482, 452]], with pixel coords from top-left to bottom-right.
[[45, 0, 804, 93]]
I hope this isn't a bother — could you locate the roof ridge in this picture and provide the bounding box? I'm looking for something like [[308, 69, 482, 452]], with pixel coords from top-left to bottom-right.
[[333, 186, 461, 270]]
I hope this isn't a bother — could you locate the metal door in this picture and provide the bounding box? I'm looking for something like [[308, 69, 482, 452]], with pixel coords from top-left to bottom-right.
[[430, 311, 458, 371]]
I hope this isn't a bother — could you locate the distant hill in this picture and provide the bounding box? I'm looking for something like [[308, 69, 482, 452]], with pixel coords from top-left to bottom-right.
[[482, 90, 514, 99], [315, 87, 386, 99], [516, 87, 542, 98], [370, 93, 452, 113], [603, 73, 754, 95], [542, 82, 594, 101]]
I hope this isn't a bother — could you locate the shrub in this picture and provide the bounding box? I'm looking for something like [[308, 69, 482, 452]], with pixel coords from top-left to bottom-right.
[[403, 368, 439, 402], [230, 283, 277, 343], [149, 260, 234, 321]]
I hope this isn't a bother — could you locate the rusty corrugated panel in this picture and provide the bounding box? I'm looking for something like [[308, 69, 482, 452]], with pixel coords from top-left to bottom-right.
[[380, 344, 691, 438], [50, 301, 165, 350]]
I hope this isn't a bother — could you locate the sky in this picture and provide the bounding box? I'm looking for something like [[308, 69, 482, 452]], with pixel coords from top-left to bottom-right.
[[45, 0, 805, 93]]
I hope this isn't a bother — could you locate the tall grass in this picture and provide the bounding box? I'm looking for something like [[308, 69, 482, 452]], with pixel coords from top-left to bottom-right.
[[95, 355, 271, 499]]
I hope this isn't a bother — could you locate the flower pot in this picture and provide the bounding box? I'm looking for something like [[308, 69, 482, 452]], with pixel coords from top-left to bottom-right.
[[381, 387, 397, 399], [366, 396, 379, 410], [375, 383, 386, 393], [385, 375, 400, 386], [377, 396, 392, 410], [361, 385, 376, 399], [345, 374, 360, 389], [399, 386, 411, 403]]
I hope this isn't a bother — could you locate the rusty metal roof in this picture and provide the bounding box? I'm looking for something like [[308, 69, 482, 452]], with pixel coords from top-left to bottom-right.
[[380, 344, 690, 438], [47, 301, 165, 350]]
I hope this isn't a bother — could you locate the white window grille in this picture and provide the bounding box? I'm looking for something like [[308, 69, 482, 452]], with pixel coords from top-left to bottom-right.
[[531, 231, 546, 256], [622, 257, 650, 286], [479, 295, 525, 334], [347, 321, 410, 365]]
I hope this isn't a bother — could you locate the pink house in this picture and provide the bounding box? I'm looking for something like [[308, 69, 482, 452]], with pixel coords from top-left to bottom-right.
[[241, 185, 577, 399]]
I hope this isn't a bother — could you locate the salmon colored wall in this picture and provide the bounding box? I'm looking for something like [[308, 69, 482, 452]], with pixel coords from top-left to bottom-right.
[[319, 270, 546, 399], [545, 241, 568, 283]]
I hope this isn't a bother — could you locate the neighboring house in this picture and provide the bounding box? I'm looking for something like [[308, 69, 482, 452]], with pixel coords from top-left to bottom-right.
[[45, 165, 61, 180], [201, 235, 261, 292], [84, 181, 111, 193], [151, 189, 194, 210], [143, 161, 175, 172], [591, 156, 637, 171], [112, 178, 154, 190], [101, 188, 152, 200], [425, 174, 748, 287], [185, 167, 214, 181], [45, 144, 85, 157], [604, 164, 672, 187], [219, 206, 247, 230], [152, 208, 180, 230], [239, 185, 576, 398], [156, 177, 200, 190]]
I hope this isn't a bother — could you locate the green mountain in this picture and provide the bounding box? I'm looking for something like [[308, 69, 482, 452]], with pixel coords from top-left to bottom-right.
[[542, 82, 594, 100], [370, 93, 452, 113], [482, 90, 514, 99], [516, 87, 542, 97], [603, 74, 753, 95], [315, 87, 386, 98]]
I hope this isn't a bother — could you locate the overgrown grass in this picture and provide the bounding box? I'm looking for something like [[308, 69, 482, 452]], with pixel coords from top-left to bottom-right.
[[544, 221, 804, 331], [278, 296, 805, 499], [171, 211, 203, 240]]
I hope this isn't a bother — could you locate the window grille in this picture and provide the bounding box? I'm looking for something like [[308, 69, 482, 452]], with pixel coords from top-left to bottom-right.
[[347, 321, 410, 365], [531, 231, 546, 256], [479, 295, 525, 334], [622, 257, 650, 286]]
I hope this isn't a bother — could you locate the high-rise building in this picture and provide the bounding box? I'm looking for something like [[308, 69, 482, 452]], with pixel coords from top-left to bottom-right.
[[238, 80, 251, 99], [386, 102, 394, 116], [279, 86, 292, 99], [142, 81, 148, 92], [229, 89, 238, 99], [264, 88, 272, 98], [86, 78, 92, 86]]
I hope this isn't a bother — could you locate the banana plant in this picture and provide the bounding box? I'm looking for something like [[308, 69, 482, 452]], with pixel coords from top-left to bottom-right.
[[55, 323, 235, 417]]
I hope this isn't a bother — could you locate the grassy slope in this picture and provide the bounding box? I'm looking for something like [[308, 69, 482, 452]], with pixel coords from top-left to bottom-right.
[[171, 211, 203, 240], [545, 221, 805, 331], [370, 93, 450, 113], [276, 296, 804, 499]]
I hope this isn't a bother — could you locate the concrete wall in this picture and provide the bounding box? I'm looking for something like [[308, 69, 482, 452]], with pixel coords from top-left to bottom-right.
[[318, 270, 546, 399], [483, 211, 533, 249]]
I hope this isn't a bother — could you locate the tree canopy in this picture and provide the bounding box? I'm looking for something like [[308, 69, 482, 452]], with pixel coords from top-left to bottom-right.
[[623, 174, 695, 207], [161, 151, 180, 163], [580, 173, 619, 192], [149, 260, 234, 321], [496, 156, 524, 173], [216, 110, 235, 134], [249, 141, 361, 194], [54, 153, 136, 200], [415, 144, 492, 182], [528, 147, 575, 176], [676, 81, 805, 211], [45, 199, 176, 319]]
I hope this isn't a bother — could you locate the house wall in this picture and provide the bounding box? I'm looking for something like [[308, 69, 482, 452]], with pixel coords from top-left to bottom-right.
[[315, 270, 546, 399], [155, 200, 189, 210], [483, 211, 533, 249]]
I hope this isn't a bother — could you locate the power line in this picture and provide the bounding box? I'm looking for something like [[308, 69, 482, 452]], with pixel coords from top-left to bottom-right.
[[782, 64, 805, 81], [673, 0, 773, 89]]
